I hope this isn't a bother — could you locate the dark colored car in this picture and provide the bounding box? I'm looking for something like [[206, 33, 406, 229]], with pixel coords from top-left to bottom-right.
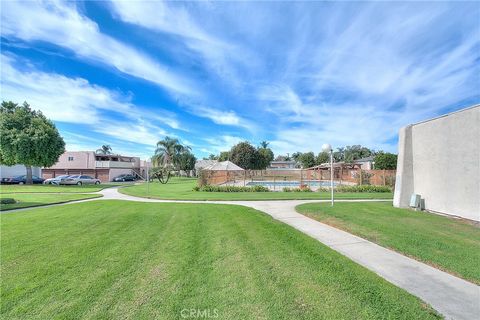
[[1, 175, 45, 184], [113, 174, 136, 182]]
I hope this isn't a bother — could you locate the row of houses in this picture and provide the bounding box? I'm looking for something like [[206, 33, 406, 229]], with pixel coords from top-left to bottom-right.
[[1, 151, 150, 182]]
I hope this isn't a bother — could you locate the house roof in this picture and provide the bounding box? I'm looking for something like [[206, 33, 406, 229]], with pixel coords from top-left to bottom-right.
[[203, 160, 244, 171], [354, 156, 375, 163], [194, 159, 217, 170]]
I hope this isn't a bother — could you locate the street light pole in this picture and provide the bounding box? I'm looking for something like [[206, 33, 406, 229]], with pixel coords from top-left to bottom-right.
[[322, 143, 334, 206], [329, 149, 334, 206], [146, 161, 150, 198]]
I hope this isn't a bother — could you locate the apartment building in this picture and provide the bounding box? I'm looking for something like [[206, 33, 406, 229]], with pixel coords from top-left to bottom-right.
[[43, 151, 145, 182]]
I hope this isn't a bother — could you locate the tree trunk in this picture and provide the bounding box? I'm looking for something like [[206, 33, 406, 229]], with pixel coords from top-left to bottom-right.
[[25, 165, 33, 185]]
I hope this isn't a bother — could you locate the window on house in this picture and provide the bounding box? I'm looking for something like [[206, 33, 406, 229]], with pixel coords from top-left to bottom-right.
[[68, 156, 74, 161]]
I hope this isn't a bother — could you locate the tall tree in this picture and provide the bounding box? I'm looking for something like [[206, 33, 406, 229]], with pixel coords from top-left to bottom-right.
[[374, 152, 397, 169], [257, 142, 274, 170], [229, 141, 259, 170], [316, 151, 330, 165], [177, 151, 196, 173], [218, 151, 230, 161], [298, 152, 316, 168], [96, 144, 112, 155], [291, 152, 302, 162], [152, 136, 188, 168], [0, 101, 65, 184], [259, 141, 270, 149]]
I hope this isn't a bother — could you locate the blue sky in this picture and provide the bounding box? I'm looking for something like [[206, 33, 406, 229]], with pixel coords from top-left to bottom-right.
[[1, 1, 479, 160]]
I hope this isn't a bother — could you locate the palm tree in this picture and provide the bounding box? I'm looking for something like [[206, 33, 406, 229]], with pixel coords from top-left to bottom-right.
[[152, 136, 190, 168], [96, 145, 112, 155], [259, 141, 270, 149]]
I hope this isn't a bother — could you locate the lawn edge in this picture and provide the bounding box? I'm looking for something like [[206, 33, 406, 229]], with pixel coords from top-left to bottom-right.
[[0, 194, 103, 212], [295, 203, 480, 286]]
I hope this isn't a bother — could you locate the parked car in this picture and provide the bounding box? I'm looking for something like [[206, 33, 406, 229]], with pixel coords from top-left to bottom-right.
[[113, 174, 136, 182], [43, 175, 71, 185], [60, 175, 101, 185], [1, 175, 45, 184]]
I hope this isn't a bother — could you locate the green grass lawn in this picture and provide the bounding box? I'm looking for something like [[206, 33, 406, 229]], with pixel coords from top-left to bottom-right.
[[0, 183, 122, 194], [296, 202, 480, 284], [0, 193, 102, 210], [1, 201, 439, 319], [120, 178, 393, 200]]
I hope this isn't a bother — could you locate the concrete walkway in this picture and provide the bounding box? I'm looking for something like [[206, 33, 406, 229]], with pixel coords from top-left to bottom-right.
[[5, 187, 480, 319]]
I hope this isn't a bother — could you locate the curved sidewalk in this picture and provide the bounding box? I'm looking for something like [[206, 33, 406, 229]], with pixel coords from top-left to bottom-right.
[[6, 187, 480, 319]]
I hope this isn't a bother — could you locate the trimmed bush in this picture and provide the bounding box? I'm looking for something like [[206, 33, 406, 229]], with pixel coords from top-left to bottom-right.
[[282, 187, 313, 192], [1, 198, 16, 204], [193, 185, 270, 192], [335, 185, 392, 193]]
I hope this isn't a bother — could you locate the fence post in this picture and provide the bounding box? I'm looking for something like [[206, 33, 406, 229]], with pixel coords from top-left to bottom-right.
[[383, 169, 386, 186], [359, 169, 363, 185]]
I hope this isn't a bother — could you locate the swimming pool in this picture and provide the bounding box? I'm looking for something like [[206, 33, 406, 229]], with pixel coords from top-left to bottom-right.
[[247, 180, 338, 188]]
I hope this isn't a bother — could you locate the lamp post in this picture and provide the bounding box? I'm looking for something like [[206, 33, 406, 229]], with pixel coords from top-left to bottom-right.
[[322, 143, 334, 206], [146, 161, 150, 198]]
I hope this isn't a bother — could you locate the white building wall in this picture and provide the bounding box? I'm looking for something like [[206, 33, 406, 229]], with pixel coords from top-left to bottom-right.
[[1, 165, 42, 178], [394, 105, 480, 221]]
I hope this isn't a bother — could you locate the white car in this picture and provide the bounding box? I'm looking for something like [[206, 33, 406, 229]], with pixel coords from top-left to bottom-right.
[[60, 175, 101, 185], [43, 175, 71, 185]]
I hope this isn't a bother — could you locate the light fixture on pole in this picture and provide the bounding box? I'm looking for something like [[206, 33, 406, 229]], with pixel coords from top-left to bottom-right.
[[321, 143, 334, 206]]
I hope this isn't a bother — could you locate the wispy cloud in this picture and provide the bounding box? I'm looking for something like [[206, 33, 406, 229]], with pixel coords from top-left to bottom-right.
[[1, 1, 478, 158], [1, 53, 171, 150], [1, 0, 195, 95], [201, 135, 245, 155]]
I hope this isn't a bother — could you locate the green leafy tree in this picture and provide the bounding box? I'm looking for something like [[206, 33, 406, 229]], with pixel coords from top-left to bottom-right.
[[152, 136, 189, 169], [177, 151, 196, 173], [207, 154, 218, 160], [259, 141, 270, 148], [96, 145, 112, 155], [374, 152, 397, 169], [218, 151, 230, 161], [298, 152, 316, 168], [257, 142, 274, 170], [291, 152, 302, 162], [0, 101, 65, 184], [316, 151, 330, 165], [229, 141, 259, 170]]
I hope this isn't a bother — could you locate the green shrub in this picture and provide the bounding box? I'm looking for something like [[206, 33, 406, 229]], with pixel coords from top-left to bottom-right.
[[316, 187, 329, 192], [282, 186, 312, 192], [193, 185, 270, 192], [197, 170, 209, 187], [335, 185, 392, 193], [1, 198, 16, 204]]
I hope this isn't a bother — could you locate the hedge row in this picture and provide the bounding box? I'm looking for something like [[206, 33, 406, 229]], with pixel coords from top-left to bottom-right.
[[193, 185, 270, 192], [335, 185, 392, 193], [283, 187, 313, 192]]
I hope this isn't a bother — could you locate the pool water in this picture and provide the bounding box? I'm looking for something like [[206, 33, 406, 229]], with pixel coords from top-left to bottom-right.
[[247, 180, 338, 188]]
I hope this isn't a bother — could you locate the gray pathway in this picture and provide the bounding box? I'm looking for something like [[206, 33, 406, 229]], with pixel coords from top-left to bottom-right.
[[5, 187, 480, 319]]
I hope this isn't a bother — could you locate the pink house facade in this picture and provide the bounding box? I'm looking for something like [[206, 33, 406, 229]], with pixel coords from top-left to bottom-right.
[[43, 151, 145, 182]]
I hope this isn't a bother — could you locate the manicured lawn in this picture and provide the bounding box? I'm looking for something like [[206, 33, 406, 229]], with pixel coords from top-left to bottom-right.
[[0, 193, 102, 210], [1, 201, 439, 319], [296, 202, 480, 284], [120, 178, 393, 200], [0, 183, 123, 194]]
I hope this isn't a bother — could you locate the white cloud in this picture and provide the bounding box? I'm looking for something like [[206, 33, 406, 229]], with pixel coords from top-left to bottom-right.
[[0, 0, 195, 95], [1, 54, 172, 150], [202, 135, 244, 155]]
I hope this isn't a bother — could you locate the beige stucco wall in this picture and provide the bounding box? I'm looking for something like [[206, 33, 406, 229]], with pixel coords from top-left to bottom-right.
[[394, 105, 480, 221], [48, 151, 96, 169]]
